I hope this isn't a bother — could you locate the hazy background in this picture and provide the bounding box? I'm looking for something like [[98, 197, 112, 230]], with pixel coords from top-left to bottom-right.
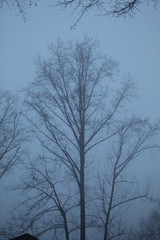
[[0, 0, 160, 233]]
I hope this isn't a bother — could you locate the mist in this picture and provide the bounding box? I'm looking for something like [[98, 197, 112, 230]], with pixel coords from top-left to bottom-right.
[[0, 1, 160, 240]]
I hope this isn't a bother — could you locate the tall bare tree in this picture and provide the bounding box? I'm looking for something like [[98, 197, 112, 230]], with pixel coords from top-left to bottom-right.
[[24, 37, 122, 240], [0, 90, 24, 181], [23, 37, 135, 240], [7, 38, 159, 240]]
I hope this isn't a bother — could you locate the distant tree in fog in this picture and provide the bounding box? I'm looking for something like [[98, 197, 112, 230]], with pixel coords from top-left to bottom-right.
[[7, 38, 159, 240], [129, 208, 160, 240], [0, 90, 24, 181]]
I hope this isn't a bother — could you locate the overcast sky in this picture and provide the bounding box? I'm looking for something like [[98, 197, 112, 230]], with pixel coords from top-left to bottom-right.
[[0, 0, 160, 234]]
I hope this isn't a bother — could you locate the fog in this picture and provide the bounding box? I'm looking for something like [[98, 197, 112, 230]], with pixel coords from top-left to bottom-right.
[[0, 1, 160, 240]]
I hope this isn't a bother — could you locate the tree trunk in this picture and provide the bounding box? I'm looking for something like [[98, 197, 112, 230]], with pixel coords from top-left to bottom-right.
[[80, 156, 85, 240], [80, 118, 85, 240], [103, 165, 116, 240], [63, 212, 70, 240]]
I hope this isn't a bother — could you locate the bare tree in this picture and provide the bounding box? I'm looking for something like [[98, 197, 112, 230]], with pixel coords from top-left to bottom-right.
[[22, 37, 137, 240], [0, 0, 37, 20], [0, 90, 24, 181], [56, 0, 159, 28], [7, 155, 80, 240], [129, 207, 160, 240], [8, 38, 159, 240], [1, 0, 159, 25], [93, 117, 159, 240]]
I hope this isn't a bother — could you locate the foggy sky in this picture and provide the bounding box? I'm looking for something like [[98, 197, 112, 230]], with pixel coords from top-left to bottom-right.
[[0, 0, 160, 237]]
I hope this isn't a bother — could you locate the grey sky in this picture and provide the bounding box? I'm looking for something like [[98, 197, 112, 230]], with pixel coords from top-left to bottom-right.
[[0, 0, 160, 234]]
